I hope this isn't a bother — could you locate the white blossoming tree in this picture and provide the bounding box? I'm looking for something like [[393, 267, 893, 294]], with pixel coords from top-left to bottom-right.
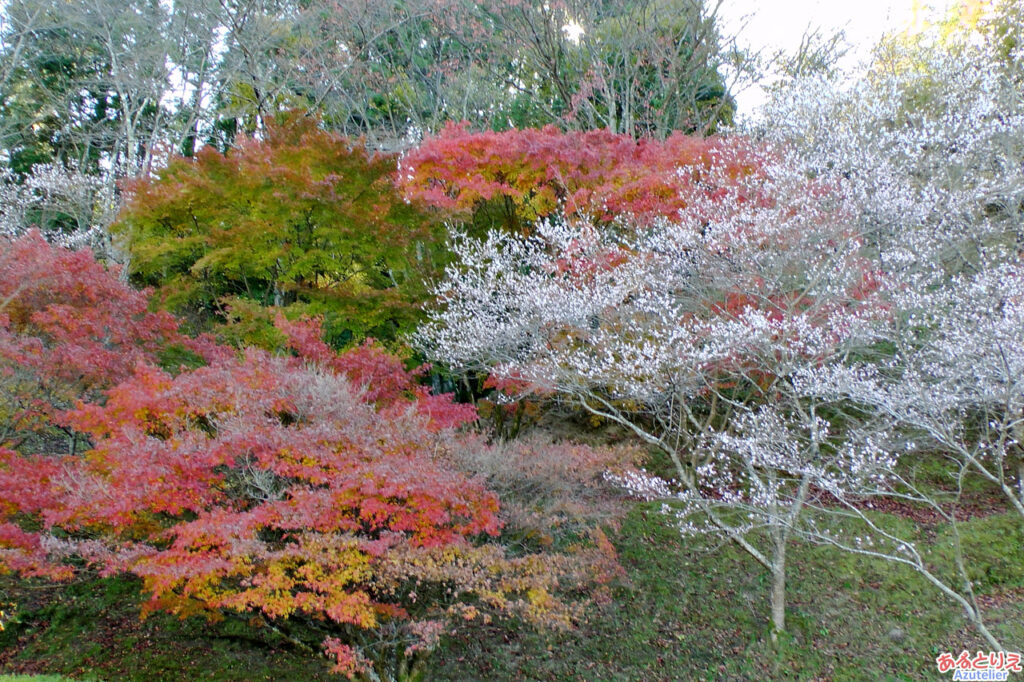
[[416, 143, 901, 636], [742, 21, 1024, 649], [0, 161, 120, 257], [752, 30, 1024, 649], [757, 24, 1024, 510]]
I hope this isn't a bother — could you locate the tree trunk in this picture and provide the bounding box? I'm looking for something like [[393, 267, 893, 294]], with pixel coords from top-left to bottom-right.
[[770, 539, 786, 638]]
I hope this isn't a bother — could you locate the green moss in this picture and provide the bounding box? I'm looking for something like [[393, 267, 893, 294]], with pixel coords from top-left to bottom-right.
[[430, 505, 1024, 681], [0, 575, 332, 681], [3, 508, 1023, 681]]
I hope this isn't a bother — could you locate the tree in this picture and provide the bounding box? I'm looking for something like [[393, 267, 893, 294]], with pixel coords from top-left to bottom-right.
[[0, 0, 752, 178], [0, 161, 118, 254], [468, 0, 743, 136], [0, 0, 173, 176], [756, 13, 1024, 515], [270, 0, 499, 149], [415, 94, 1024, 645], [0, 248, 621, 681], [414, 137, 897, 636], [399, 123, 759, 232], [115, 114, 444, 345], [0, 230, 226, 453], [742, 18, 1024, 648], [0, 322, 591, 679], [204, 0, 746, 144]]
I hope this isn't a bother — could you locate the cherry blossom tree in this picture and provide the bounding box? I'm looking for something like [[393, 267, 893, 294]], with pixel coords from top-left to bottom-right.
[[754, 13, 1024, 523], [737, 30, 1024, 649]]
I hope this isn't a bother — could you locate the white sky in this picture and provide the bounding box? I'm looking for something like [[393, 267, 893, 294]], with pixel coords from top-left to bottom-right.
[[718, 0, 957, 117]]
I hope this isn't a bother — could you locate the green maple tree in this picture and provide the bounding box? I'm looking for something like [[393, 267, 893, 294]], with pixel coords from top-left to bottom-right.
[[115, 113, 445, 346]]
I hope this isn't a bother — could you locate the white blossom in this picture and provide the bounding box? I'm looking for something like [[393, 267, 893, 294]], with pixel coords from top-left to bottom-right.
[[0, 162, 121, 258], [418, 32, 1023, 646]]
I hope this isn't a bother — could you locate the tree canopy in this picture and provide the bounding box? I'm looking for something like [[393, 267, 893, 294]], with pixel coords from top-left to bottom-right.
[[115, 114, 444, 345]]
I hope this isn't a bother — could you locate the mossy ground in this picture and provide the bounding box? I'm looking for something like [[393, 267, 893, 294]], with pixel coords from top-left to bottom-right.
[[2, 501, 1022, 681], [0, 576, 331, 681]]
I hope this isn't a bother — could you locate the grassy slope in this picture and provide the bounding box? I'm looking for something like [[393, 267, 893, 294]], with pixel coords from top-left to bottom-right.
[[431, 505, 1024, 681], [2, 503, 1022, 681]]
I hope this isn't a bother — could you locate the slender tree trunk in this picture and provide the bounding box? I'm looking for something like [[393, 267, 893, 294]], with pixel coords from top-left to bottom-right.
[[770, 529, 787, 638]]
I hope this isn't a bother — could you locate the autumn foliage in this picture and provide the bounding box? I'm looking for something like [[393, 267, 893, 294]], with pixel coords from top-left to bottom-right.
[[115, 114, 446, 345], [0, 234, 623, 679], [0, 231, 227, 449], [0, 346, 488, 673], [275, 316, 477, 432], [399, 123, 761, 230]]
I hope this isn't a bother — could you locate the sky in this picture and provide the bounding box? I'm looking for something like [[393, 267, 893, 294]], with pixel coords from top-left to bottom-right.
[[718, 0, 957, 117]]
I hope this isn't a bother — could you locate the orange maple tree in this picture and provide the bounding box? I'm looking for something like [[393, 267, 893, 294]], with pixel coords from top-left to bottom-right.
[[399, 123, 762, 230], [0, 236, 616, 679]]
